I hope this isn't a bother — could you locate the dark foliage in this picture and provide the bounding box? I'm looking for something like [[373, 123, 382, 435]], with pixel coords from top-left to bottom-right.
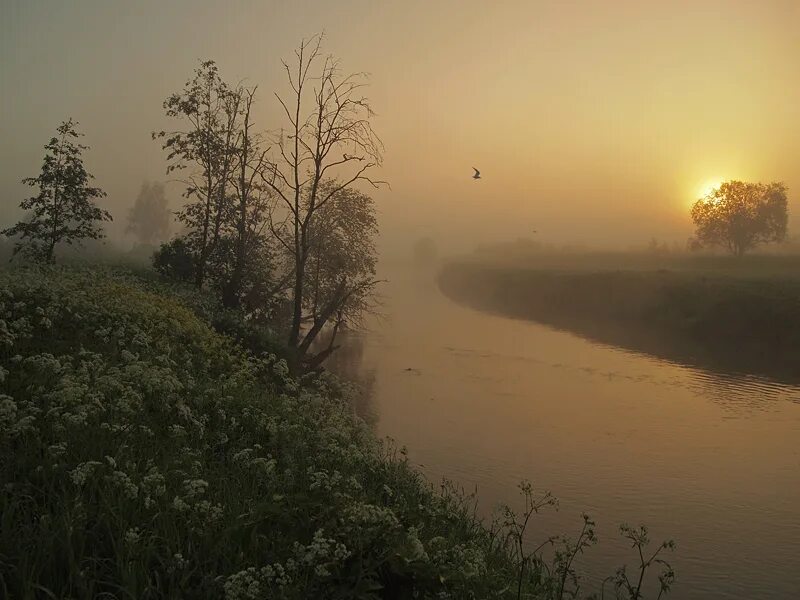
[[2, 119, 111, 263]]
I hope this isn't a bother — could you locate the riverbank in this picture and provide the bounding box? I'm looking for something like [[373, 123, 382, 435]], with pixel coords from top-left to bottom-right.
[[0, 266, 535, 598], [438, 259, 800, 382]]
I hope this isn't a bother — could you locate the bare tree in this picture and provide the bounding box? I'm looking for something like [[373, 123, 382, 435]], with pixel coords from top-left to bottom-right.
[[262, 35, 386, 371]]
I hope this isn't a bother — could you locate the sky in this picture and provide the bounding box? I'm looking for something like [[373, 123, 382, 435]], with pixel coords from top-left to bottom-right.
[[2, 0, 799, 256]]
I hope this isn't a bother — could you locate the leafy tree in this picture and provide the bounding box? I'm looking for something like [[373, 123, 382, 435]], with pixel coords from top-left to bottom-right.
[[152, 40, 384, 371], [2, 119, 110, 263], [221, 86, 274, 309], [154, 64, 284, 319], [155, 63, 280, 309], [690, 180, 788, 256], [126, 181, 171, 246], [154, 60, 239, 287], [262, 34, 385, 371], [298, 183, 380, 370]]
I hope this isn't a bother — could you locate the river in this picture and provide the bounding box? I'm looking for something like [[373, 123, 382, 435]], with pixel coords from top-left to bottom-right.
[[328, 263, 800, 600]]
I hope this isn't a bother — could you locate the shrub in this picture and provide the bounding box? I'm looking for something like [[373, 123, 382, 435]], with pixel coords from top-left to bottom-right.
[[153, 237, 195, 282]]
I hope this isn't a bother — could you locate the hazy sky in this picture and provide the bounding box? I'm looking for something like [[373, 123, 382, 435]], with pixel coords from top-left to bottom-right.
[[2, 0, 799, 255]]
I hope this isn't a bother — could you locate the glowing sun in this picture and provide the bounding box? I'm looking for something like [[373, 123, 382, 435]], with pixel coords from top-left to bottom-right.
[[697, 179, 724, 200]]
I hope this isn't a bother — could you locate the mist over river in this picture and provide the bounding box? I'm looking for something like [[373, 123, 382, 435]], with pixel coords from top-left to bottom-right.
[[328, 262, 800, 600]]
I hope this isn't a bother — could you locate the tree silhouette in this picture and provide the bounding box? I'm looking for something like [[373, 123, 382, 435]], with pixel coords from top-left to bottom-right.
[[690, 180, 788, 256], [2, 119, 110, 263], [262, 34, 385, 371], [154, 60, 239, 287], [127, 181, 171, 246], [299, 183, 379, 370]]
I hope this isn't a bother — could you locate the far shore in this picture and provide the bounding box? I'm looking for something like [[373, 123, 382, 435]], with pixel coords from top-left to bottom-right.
[[437, 255, 800, 383]]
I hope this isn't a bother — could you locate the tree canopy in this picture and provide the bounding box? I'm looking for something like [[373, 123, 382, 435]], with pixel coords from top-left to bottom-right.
[[2, 119, 110, 263], [690, 180, 788, 256], [153, 38, 386, 372]]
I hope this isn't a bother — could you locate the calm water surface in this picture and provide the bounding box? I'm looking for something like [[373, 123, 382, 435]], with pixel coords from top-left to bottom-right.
[[330, 264, 800, 600]]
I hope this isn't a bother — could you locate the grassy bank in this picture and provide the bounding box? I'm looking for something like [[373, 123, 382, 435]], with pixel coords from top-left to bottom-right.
[[438, 259, 800, 382], [1, 267, 533, 599], [1, 266, 679, 599]]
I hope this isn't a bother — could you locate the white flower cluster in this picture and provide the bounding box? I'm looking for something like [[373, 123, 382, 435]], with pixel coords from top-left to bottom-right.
[[223, 563, 293, 600], [2, 269, 522, 598], [69, 461, 103, 486]]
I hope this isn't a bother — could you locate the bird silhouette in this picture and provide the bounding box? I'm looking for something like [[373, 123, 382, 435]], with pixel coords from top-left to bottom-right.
[[472, 167, 481, 179]]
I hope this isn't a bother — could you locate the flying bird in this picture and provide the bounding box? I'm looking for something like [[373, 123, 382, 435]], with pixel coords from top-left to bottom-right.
[[472, 167, 481, 180]]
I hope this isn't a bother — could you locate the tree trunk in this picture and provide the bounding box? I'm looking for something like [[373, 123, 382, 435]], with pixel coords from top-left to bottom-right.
[[195, 173, 214, 289], [46, 238, 56, 264], [47, 134, 65, 264], [288, 250, 305, 367], [225, 92, 254, 310]]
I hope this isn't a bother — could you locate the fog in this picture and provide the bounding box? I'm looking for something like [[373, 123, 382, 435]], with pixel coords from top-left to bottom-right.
[[3, 0, 800, 258], [4, 3, 800, 598]]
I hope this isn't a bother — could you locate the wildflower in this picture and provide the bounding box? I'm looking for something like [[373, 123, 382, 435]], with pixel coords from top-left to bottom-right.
[[109, 470, 139, 499], [193, 500, 223, 523], [169, 424, 187, 438], [141, 468, 166, 501], [404, 527, 429, 562], [183, 478, 208, 498], [0, 395, 18, 427], [69, 461, 103, 486], [172, 496, 190, 512], [48, 442, 68, 458], [124, 527, 141, 546], [224, 568, 261, 600], [232, 448, 254, 465], [249, 457, 276, 475]]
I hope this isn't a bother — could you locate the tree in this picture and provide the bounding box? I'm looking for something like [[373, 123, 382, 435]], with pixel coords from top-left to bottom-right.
[[690, 180, 788, 256], [154, 65, 284, 315], [126, 181, 171, 246], [298, 183, 380, 370], [154, 60, 239, 288], [2, 119, 111, 263], [262, 35, 385, 371], [221, 86, 273, 309]]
